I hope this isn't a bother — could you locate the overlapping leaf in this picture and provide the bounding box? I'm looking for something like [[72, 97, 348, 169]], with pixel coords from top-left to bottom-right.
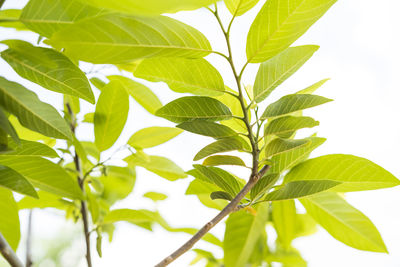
[[0, 187, 20, 250], [0, 164, 37, 197], [194, 136, 250, 161], [0, 9, 27, 31], [177, 120, 237, 139], [128, 127, 183, 149], [265, 138, 311, 158], [0, 107, 19, 143], [224, 0, 260, 16], [265, 116, 319, 138], [250, 173, 280, 200], [3, 138, 57, 157], [203, 155, 246, 167], [272, 200, 296, 250]]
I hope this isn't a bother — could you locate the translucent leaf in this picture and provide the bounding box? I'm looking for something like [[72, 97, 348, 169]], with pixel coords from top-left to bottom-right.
[[264, 116, 319, 137], [0, 156, 82, 199], [18, 191, 72, 210], [224, 0, 260, 16], [223, 204, 269, 267], [20, 0, 106, 38], [301, 192, 387, 252], [100, 166, 136, 205], [265, 138, 311, 158], [94, 80, 129, 151], [296, 78, 330, 94], [0, 164, 37, 197], [285, 154, 400, 192], [128, 127, 182, 149], [134, 57, 225, 96], [50, 13, 212, 64], [194, 136, 250, 161], [261, 94, 332, 119], [1, 40, 94, 103], [264, 180, 340, 201], [3, 138, 58, 157], [186, 178, 227, 210], [246, 0, 337, 62], [156, 96, 232, 123], [0, 107, 19, 143], [272, 200, 296, 250], [250, 173, 279, 200], [253, 45, 319, 102], [0, 187, 20, 250], [0, 9, 27, 31], [203, 155, 246, 167], [0, 77, 72, 140], [108, 75, 162, 114], [177, 120, 236, 139], [143, 192, 167, 202]]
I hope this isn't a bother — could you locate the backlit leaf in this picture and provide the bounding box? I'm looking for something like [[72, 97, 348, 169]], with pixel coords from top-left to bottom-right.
[[177, 120, 236, 139], [0, 187, 20, 250], [265, 138, 311, 158], [272, 200, 296, 250], [3, 138, 58, 157], [296, 78, 330, 94], [0, 164, 37, 197], [250, 173, 279, 200], [0, 107, 19, 143], [194, 136, 250, 161], [224, 0, 260, 16], [128, 127, 183, 149], [203, 155, 246, 167], [264, 116, 319, 137], [0, 9, 27, 31]]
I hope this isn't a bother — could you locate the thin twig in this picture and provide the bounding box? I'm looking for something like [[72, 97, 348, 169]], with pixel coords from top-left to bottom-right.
[[0, 232, 24, 267], [26, 210, 33, 267]]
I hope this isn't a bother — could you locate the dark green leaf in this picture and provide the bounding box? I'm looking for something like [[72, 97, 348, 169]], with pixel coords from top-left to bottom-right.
[[177, 120, 236, 139], [210, 191, 233, 201]]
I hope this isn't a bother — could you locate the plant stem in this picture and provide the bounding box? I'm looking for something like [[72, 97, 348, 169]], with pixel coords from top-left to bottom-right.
[[66, 103, 93, 267], [0, 232, 24, 267], [155, 7, 266, 267], [26, 210, 33, 267]]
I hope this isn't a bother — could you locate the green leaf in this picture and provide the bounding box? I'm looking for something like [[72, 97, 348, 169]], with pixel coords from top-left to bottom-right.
[[0, 164, 37, 197], [0, 77, 72, 140], [265, 138, 311, 158], [0, 107, 19, 143], [246, 0, 337, 62], [264, 180, 340, 201], [264, 116, 319, 137], [134, 57, 224, 96], [94, 80, 129, 151], [0, 156, 82, 199], [224, 204, 269, 267], [194, 136, 250, 161], [100, 166, 136, 205], [50, 13, 212, 64], [203, 155, 246, 167], [193, 165, 242, 197], [108, 75, 162, 114], [272, 200, 296, 250], [186, 178, 227, 210], [79, 0, 218, 15], [224, 0, 260, 16], [125, 153, 187, 181], [210, 191, 233, 201], [261, 94, 332, 119], [103, 209, 157, 225], [270, 136, 326, 173], [20, 0, 107, 38], [253, 46, 319, 102], [18, 191, 72, 210], [2, 138, 57, 158], [300, 192, 387, 252], [285, 154, 400, 192], [156, 96, 232, 123], [1, 40, 94, 103], [296, 78, 330, 94], [0, 187, 20, 250], [128, 127, 183, 149], [143, 192, 167, 202], [177, 120, 236, 139], [0, 9, 27, 31], [250, 173, 280, 200], [90, 77, 107, 90]]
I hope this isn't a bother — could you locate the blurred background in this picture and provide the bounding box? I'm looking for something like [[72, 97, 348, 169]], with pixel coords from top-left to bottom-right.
[[1, 0, 400, 266]]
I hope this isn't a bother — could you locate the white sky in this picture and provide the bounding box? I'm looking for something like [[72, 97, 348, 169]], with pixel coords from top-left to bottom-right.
[[1, 0, 400, 267]]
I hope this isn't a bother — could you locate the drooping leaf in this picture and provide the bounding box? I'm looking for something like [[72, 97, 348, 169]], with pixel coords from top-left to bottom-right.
[[134, 57, 224, 96], [253, 46, 319, 102], [246, 0, 337, 62], [272, 200, 296, 250], [50, 13, 212, 64], [261, 94, 332, 119], [0, 164, 37, 197], [125, 153, 187, 181], [177, 120, 237, 139], [264, 116, 319, 137], [250, 173, 280, 200], [156, 96, 232, 123], [143, 192, 167, 202], [0, 187, 20, 250], [270, 136, 326, 173], [193, 165, 242, 197], [0, 156, 82, 199], [285, 154, 400, 192], [108, 75, 162, 114], [1, 40, 94, 103], [194, 136, 250, 161], [296, 78, 330, 94], [224, 0, 260, 16], [0, 107, 19, 143], [203, 155, 246, 167], [128, 127, 183, 149], [264, 180, 340, 201], [265, 138, 311, 158], [0, 77, 72, 140], [78, 0, 218, 16], [0, 9, 27, 31], [20, 0, 107, 38], [100, 166, 136, 205], [3, 138, 58, 157], [223, 204, 269, 267], [94, 80, 129, 151], [301, 192, 387, 252]]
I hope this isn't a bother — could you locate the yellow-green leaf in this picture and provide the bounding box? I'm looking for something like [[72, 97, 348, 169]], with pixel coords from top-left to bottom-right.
[[0, 187, 20, 250], [128, 127, 182, 149]]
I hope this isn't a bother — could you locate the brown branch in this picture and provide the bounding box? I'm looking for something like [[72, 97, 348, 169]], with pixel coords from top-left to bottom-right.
[[0, 232, 24, 267]]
